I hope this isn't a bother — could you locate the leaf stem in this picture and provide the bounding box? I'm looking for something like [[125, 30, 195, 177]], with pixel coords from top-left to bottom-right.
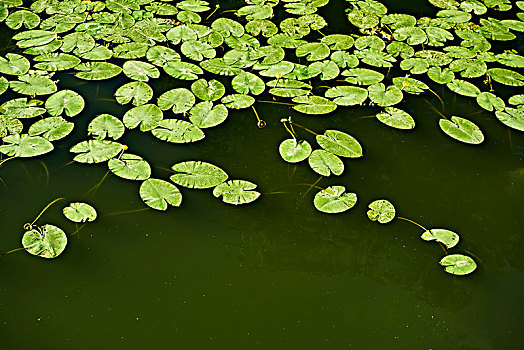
[[257, 100, 295, 106], [289, 121, 318, 136], [397, 217, 428, 231], [205, 4, 220, 20], [251, 106, 266, 128], [427, 88, 445, 111], [29, 198, 65, 227]]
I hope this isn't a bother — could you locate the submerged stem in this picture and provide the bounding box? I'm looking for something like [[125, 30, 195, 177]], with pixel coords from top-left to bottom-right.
[[427, 88, 445, 111], [251, 106, 266, 128], [1, 247, 26, 256], [302, 176, 323, 197], [289, 121, 318, 136], [423, 98, 448, 120], [30, 198, 65, 227], [104, 207, 151, 217], [257, 100, 295, 106], [205, 4, 220, 20], [0, 156, 17, 168], [397, 217, 428, 231]]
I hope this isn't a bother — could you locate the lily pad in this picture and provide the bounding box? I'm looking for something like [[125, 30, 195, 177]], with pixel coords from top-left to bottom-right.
[[28, 117, 74, 141], [191, 79, 225, 101], [114, 81, 153, 106], [495, 108, 524, 131], [0, 134, 53, 158], [140, 178, 182, 211], [292, 95, 337, 115], [45, 90, 85, 117], [63, 202, 97, 223], [313, 186, 357, 214], [316, 130, 363, 158], [22, 224, 67, 259], [123, 104, 163, 132], [122, 60, 160, 82], [108, 153, 151, 181], [376, 107, 415, 130], [157, 88, 195, 114], [88, 114, 125, 140], [279, 139, 312, 163], [367, 199, 396, 224], [10, 74, 57, 96], [421, 228, 459, 248], [170, 161, 228, 189], [0, 53, 30, 75], [70, 139, 123, 164], [75, 62, 122, 80], [308, 149, 344, 176], [439, 254, 477, 275], [439, 116, 484, 144], [213, 180, 261, 205], [151, 119, 204, 143], [189, 102, 228, 129]]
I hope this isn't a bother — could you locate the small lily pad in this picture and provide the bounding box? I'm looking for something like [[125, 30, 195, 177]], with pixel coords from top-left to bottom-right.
[[421, 228, 459, 248], [367, 199, 396, 224], [213, 180, 261, 205], [108, 153, 151, 181], [22, 224, 67, 259], [140, 178, 182, 211], [316, 130, 363, 158], [279, 139, 312, 163], [439, 254, 477, 275], [63, 202, 97, 223]]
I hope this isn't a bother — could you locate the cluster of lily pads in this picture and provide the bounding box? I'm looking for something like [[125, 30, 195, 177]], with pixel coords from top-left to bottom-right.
[[0, 0, 521, 272], [366, 199, 476, 275]]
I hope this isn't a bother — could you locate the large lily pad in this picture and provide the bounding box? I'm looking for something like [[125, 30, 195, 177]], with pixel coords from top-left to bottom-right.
[[0, 53, 30, 75], [316, 130, 363, 158], [115, 81, 153, 106], [45, 90, 84, 117], [88, 114, 125, 140], [22, 224, 67, 259], [123, 104, 163, 132], [75, 62, 122, 80], [376, 107, 415, 130], [170, 161, 228, 189], [157, 88, 195, 114], [151, 119, 205, 143], [140, 178, 182, 211], [28, 117, 74, 141], [308, 149, 344, 176], [292, 95, 337, 115], [189, 102, 228, 129], [108, 153, 151, 181], [0, 134, 53, 157], [70, 139, 123, 164], [313, 186, 357, 214], [439, 116, 484, 144], [10, 74, 57, 96]]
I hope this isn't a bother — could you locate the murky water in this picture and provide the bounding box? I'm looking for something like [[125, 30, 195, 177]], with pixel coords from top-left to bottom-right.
[[0, 1, 523, 349]]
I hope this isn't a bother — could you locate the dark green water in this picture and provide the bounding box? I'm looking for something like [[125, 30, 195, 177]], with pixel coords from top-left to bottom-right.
[[1, 1, 524, 349]]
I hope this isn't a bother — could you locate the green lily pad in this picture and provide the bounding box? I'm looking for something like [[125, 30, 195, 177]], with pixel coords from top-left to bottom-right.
[[45, 90, 84, 117], [421, 228, 459, 248], [292, 95, 337, 115], [151, 119, 205, 143], [367, 199, 396, 224], [495, 108, 524, 131], [123, 104, 163, 132], [368, 83, 403, 107], [476, 92, 505, 112], [75, 62, 122, 80], [376, 107, 415, 130], [114, 81, 153, 106], [0, 98, 46, 119], [316, 130, 363, 158], [157, 88, 195, 114], [13, 30, 56, 48], [88, 114, 125, 140], [279, 139, 312, 163], [221, 94, 255, 109], [22, 224, 67, 259], [63, 202, 97, 223], [342, 68, 384, 85], [191, 79, 225, 101], [0, 115, 23, 138], [70, 139, 123, 164], [427, 66, 455, 84], [108, 153, 151, 181], [140, 178, 182, 211], [446, 79, 480, 97], [5, 9, 40, 30], [213, 180, 260, 205], [189, 102, 228, 129], [122, 60, 160, 82], [313, 186, 357, 214], [164, 61, 203, 80], [487, 68, 524, 87], [0, 53, 30, 75], [28, 117, 74, 141], [170, 161, 228, 189], [439, 116, 484, 144], [439, 254, 477, 275], [308, 149, 344, 176], [10, 74, 57, 96], [0, 134, 53, 157], [34, 53, 80, 71], [231, 72, 265, 95]]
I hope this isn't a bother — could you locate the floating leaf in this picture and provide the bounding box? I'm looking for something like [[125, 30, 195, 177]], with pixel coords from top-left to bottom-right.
[[446, 79, 480, 97], [495, 108, 524, 131], [368, 83, 403, 107], [439, 116, 484, 144], [146, 46, 181, 66], [181, 40, 215, 61], [157, 88, 195, 114], [0, 98, 45, 119], [34, 53, 80, 71], [221, 94, 255, 109], [279, 139, 312, 163], [108, 153, 151, 181], [122, 60, 160, 82], [5, 9, 40, 30], [316, 130, 363, 158], [487, 68, 524, 87], [189, 102, 228, 129], [367, 199, 396, 224], [10, 74, 57, 96], [88, 114, 125, 140], [151, 119, 205, 143], [292, 95, 337, 115], [0, 53, 30, 75], [0, 134, 53, 157], [140, 178, 182, 211], [476, 92, 505, 112], [308, 149, 344, 176], [170, 161, 228, 189], [75, 62, 122, 80], [314, 186, 357, 214], [13, 30, 56, 48], [439, 254, 477, 276], [231, 72, 265, 95], [28, 117, 73, 141], [164, 61, 203, 80], [114, 81, 153, 106], [22, 224, 67, 259], [123, 104, 163, 132], [325, 86, 368, 106], [45, 90, 84, 117], [70, 139, 123, 164], [63, 202, 97, 223], [376, 107, 415, 130], [427, 66, 455, 84], [191, 79, 225, 101], [0, 115, 23, 138], [421, 228, 459, 248], [342, 68, 384, 85], [213, 180, 260, 205]]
